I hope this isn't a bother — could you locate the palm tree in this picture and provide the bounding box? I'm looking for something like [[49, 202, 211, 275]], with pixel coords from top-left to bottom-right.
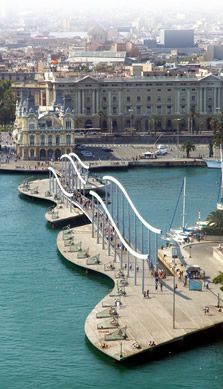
[[211, 114, 223, 147], [97, 110, 106, 130], [181, 141, 195, 158], [207, 209, 223, 229]]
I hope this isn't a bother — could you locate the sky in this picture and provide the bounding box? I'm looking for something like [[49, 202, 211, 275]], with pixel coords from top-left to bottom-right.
[[2, 0, 223, 15]]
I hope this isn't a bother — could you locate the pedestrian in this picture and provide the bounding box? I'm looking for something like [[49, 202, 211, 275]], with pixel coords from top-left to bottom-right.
[[147, 289, 150, 298], [160, 282, 163, 292]]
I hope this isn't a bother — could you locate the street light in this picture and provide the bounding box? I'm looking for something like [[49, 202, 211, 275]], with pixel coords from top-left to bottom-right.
[[128, 108, 134, 130], [175, 118, 181, 158], [189, 245, 192, 258], [171, 242, 178, 329]]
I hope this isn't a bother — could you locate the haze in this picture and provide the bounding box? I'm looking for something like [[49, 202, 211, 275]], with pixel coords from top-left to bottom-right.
[[2, 0, 223, 15]]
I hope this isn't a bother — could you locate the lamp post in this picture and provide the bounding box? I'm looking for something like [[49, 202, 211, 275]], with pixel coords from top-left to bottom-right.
[[189, 245, 192, 258], [172, 242, 178, 329], [128, 108, 134, 130], [175, 118, 181, 158]]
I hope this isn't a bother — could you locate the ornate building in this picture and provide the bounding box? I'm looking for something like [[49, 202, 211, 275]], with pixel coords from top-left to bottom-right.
[[14, 94, 75, 160]]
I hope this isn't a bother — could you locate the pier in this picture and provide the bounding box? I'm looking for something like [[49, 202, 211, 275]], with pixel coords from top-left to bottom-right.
[[18, 152, 223, 362]]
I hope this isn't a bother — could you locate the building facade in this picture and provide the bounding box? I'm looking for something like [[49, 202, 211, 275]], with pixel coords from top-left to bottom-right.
[[13, 73, 223, 160], [14, 95, 75, 160]]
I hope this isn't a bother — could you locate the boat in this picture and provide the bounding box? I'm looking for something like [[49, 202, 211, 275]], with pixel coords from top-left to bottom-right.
[[167, 178, 205, 243], [204, 158, 221, 169], [217, 145, 223, 210]]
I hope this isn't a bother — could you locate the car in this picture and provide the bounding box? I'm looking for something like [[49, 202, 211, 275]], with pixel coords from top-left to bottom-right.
[[155, 148, 168, 156], [157, 144, 168, 150], [102, 147, 113, 152], [76, 144, 86, 149]]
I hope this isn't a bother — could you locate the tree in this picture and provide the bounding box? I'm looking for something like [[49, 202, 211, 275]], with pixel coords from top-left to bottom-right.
[[207, 209, 223, 229], [211, 114, 223, 147], [97, 110, 105, 130], [0, 80, 16, 126], [181, 141, 195, 158]]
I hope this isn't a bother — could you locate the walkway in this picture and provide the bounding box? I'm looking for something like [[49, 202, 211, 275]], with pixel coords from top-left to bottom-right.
[[17, 161, 223, 362]]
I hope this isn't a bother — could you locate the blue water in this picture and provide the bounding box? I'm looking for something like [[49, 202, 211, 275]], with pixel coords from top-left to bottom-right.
[[0, 168, 223, 389]]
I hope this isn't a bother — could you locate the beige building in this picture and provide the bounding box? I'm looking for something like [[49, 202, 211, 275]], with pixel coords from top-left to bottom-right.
[[13, 72, 223, 160], [14, 95, 75, 160]]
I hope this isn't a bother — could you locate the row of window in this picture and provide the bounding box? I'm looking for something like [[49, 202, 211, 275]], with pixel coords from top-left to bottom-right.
[[30, 121, 72, 130], [29, 134, 72, 146]]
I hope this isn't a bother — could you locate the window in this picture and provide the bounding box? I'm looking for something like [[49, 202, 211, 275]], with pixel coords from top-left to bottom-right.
[[40, 135, 45, 146], [208, 105, 212, 113], [113, 96, 117, 102], [29, 123, 35, 131], [39, 122, 46, 129], [137, 96, 141, 102], [136, 106, 141, 114], [167, 105, 172, 115], [46, 120, 52, 128], [66, 134, 71, 145], [48, 135, 52, 146], [113, 107, 117, 114], [66, 120, 71, 130], [157, 106, 161, 114], [56, 135, 60, 145], [29, 134, 35, 146], [127, 96, 131, 102], [147, 96, 151, 101], [147, 105, 151, 114]]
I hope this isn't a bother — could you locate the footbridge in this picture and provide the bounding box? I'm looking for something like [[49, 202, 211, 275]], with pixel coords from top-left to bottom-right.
[[48, 153, 162, 292]]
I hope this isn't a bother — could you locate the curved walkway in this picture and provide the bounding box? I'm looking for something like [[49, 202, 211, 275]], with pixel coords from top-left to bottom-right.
[[18, 178, 223, 362]]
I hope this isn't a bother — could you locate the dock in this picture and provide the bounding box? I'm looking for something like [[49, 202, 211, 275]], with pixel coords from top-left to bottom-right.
[[18, 176, 223, 362]]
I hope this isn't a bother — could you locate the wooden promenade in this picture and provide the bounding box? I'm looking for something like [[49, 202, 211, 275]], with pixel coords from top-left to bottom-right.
[[18, 178, 223, 362]]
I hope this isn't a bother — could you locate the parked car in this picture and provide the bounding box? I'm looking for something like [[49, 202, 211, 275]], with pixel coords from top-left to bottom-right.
[[155, 145, 168, 155], [102, 148, 113, 152]]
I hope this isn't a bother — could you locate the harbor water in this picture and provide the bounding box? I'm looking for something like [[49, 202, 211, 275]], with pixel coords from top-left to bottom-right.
[[0, 167, 222, 389]]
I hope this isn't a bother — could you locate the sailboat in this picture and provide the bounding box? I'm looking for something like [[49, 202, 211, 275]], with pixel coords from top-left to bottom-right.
[[217, 145, 223, 210], [168, 177, 191, 243], [167, 177, 205, 243]]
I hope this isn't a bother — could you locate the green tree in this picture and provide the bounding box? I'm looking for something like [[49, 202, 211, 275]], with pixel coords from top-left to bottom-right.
[[211, 114, 223, 147], [181, 140, 195, 158], [207, 209, 223, 229], [0, 80, 16, 125], [97, 110, 105, 129]]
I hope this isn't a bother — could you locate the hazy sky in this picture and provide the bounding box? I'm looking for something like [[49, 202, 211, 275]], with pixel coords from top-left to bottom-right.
[[2, 0, 223, 14]]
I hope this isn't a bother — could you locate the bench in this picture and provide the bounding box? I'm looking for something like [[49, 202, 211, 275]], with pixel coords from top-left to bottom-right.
[[69, 242, 82, 252], [87, 254, 100, 265], [77, 248, 89, 259]]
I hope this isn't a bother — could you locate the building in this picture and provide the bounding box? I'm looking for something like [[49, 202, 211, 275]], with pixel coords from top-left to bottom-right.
[[160, 30, 194, 49], [14, 94, 76, 160], [13, 72, 223, 160], [205, 45, 223, 61]]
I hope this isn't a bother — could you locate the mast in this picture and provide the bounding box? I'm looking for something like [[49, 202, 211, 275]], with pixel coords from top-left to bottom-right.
[[182, 177, 186, 229], [221, 144, 223, 201]]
